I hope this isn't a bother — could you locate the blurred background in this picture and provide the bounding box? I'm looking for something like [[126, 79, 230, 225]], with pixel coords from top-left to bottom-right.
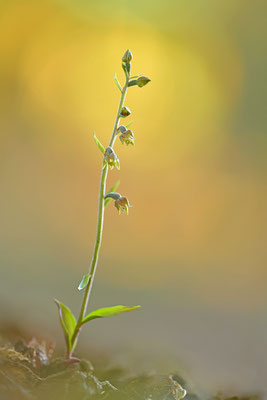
[[1, 0, 267, 396]]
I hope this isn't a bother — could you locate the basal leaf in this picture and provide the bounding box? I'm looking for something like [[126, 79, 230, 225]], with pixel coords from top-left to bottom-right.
[[78, 273, 91, 291], [93, 132, 105, 154], [104, 180, 120, 206], [55, 299, 76, 350], [82, 305, 140, 325]]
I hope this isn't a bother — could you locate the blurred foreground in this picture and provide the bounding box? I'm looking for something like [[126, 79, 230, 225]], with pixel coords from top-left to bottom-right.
[[0, 334, 261, 400]]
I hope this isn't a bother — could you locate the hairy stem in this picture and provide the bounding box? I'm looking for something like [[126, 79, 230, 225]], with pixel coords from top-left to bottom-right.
[[69, 70, 130, 357]]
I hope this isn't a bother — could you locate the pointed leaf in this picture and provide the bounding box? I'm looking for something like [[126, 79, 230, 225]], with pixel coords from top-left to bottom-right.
[[78, 273, 91, 291], [114, 73, 122, 92], [93, 132, 105, 154], [104, 180, 120, 206], [115, 158, 120, 170], [82, 305, 140, 325], [55, 299, 76, 350], [130, 74, 141, 79], [125, 121, 133, 128]]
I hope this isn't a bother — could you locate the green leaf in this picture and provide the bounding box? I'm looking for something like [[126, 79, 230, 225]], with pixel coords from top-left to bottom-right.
[[78, 273, 91, 291], [122, 61, 128, 77], [115, 158, 120, 170], [93, 132, 105, 154], [125, 121, 133, 128], [114, 73, 122, 92], [82, 305, 141, 325], [104, 181, 120, 206], [122, 61, 131, 77], [130, 75, 141, 79], [55, 299, 76, 351]]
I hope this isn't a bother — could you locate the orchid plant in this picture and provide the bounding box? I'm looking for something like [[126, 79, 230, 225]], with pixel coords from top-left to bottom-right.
[[55, 50, 151, 360]]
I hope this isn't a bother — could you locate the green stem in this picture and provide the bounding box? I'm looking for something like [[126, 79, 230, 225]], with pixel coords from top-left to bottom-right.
[[69, 69, 130, 357]]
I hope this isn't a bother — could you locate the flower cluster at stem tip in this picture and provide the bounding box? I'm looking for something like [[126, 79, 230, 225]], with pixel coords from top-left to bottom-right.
[[104, 49, 151, 214]]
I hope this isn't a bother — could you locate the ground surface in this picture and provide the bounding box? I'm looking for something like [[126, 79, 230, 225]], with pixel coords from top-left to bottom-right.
[[0, 335, 261, 400]]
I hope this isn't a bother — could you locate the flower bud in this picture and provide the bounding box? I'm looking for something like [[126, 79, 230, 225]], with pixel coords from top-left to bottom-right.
[[128, 79, 137, 87], [122, 62, 131, 76], [115, 196, 130, 215], [104, 146, 120, 170], [136, 76, 151, 88], [122, 49, 133, 63], [119, 129, 135, 146], [120, 106, 131, 118]]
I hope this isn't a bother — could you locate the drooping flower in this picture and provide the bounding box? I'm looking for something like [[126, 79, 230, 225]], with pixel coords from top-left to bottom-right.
[[104, 147, 120, 170], [114, 196, 130, 215], [104, 192, 131, 215], [119, 129, 135, 146]]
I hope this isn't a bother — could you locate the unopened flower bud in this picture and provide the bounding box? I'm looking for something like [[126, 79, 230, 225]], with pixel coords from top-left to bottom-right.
[[115, 196, 130, 215], [136, 76, 151, 88], [119, 129, 135, 146], [122, 49, 133, 63], [104, 146, 120, 170], [120, 106, 131, 118]]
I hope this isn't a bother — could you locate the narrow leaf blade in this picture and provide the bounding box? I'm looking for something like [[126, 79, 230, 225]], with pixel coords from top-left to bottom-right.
[[93, 132, 105, 154], [114, 73, 122, 92], [55, 299, 76, 350], [82, 305, 140, 325], [125, 121, 133, 128], [104, 180, 120, 206], [130, 74, 141, 79], [78, 273, 91, 291]]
